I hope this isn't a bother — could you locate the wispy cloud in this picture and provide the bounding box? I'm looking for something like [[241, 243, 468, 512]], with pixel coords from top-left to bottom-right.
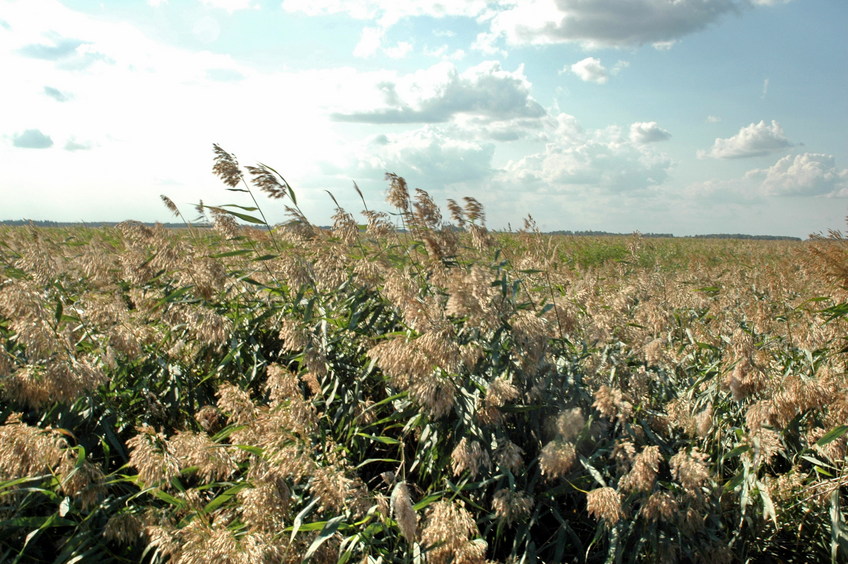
[[64, 138, 93, 151], [43, 85, 70, 102], [18, 35, 86, 60]]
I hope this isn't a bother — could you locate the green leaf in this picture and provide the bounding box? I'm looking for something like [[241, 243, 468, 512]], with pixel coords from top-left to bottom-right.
[[722, 445, 751, 461], [303, 516, 345, 560], [816, 425, 848, 447], [290, 498, 318, 543], [210, 249, 253, 258], [220, 204, 260, 212], [355, 432, 401, 445], [203, 482, 249, 514], [723, 472, 745, 492]]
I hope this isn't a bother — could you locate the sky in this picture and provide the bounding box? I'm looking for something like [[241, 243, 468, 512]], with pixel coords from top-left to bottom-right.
[[1, 0, 846, 237]]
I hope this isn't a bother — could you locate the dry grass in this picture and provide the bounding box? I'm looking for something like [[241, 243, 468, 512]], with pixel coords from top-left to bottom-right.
[[1, 148, 847, 562]]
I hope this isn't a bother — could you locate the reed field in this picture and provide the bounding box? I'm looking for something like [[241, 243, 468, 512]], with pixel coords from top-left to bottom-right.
[[2, 146, 848, 563]]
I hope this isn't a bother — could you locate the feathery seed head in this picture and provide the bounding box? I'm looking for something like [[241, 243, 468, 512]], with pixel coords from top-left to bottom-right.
[[539, 440, 576, 479], [586, 487, 624, 525], [491, 489, 533, 525], [246, 164, 287, 199], [211, 144, 243, 187], [391, 481, 418, 542]]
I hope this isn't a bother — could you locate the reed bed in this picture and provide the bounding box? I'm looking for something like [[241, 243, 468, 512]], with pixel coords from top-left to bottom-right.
[[1, 146, 847, 563]]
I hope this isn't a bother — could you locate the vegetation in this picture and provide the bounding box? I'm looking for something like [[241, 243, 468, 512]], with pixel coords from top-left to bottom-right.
[[1, 145, 847, 563]]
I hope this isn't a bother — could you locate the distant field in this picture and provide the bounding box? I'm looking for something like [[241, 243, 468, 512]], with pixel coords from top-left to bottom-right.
[[2, 167, 847, 562]]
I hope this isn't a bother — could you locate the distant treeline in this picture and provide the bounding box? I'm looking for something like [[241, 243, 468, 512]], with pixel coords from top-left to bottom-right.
[[547, 229, 801, 241], [0, 220, 197, 229], [1, 220, 802, 240]]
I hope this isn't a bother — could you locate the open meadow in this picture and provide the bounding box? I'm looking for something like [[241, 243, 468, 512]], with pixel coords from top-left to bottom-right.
[[2, 150, 848, 563]]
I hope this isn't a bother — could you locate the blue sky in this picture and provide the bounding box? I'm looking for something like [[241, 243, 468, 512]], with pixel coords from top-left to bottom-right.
[[1, 0, 846, 237]]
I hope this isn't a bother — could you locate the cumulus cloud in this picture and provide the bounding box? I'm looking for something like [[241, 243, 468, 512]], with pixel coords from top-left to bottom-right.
[[568, 57, 608, 84], [629, 122, 671, 143], [504, 114, 673, 192], [564, 58, 628, 84], [489, 0, 741, 49], [44, 86, 70, 101], [699, 120, 792, 159], [748, 153, 848, 196], [12, 129, 54, 149], [331, 61, 545, 124]]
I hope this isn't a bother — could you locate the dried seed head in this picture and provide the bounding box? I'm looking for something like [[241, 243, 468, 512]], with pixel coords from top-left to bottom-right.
[[421, 500, 486, 564], [619, 445, 662, 494], [451, 438, 490, 478], [669, 447, 711, 492], [539, 440, 576, 479], [385, 173, 410, 211], [485, 376, 519, 409], [586, 487, 624, 525], [495, 440, 525, 473], [103, 512, 144, 544], [211, 144, 243, 187], [491, 489, 533, 524], [411, 188, 442, 230], [593, 385, 633, 422], [463, 197, 485, 225], [641, 491, 679, 522], [391, 481, 418, 542], [160, 195, 179, 217], [447, 199, 465, 227], [556, 407, 585, 441], [246, 164, 287, 199]]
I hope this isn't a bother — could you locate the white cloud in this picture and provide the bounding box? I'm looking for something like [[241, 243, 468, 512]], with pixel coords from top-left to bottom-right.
[[629, 121, 671, 143], [503, 114, 673, 192], [706, 115, 721, 123], [12, 129, 53, 149], [384, 40, 413, 59], [199, 0, 257, 12], [331, 61, 545, 124], [471, 31, 506, 56], [281, 0, 491, 25], [568, 57, 608, 84], [489, 0, 740, 49], [353, 26, 383, 57], [281, 0, 787, 55], [748, 153, 848, 196], [699, 120, 792, 159]]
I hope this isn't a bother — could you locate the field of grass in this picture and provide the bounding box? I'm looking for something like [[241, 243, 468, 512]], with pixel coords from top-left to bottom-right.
[[2, 147, 848, 563]]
